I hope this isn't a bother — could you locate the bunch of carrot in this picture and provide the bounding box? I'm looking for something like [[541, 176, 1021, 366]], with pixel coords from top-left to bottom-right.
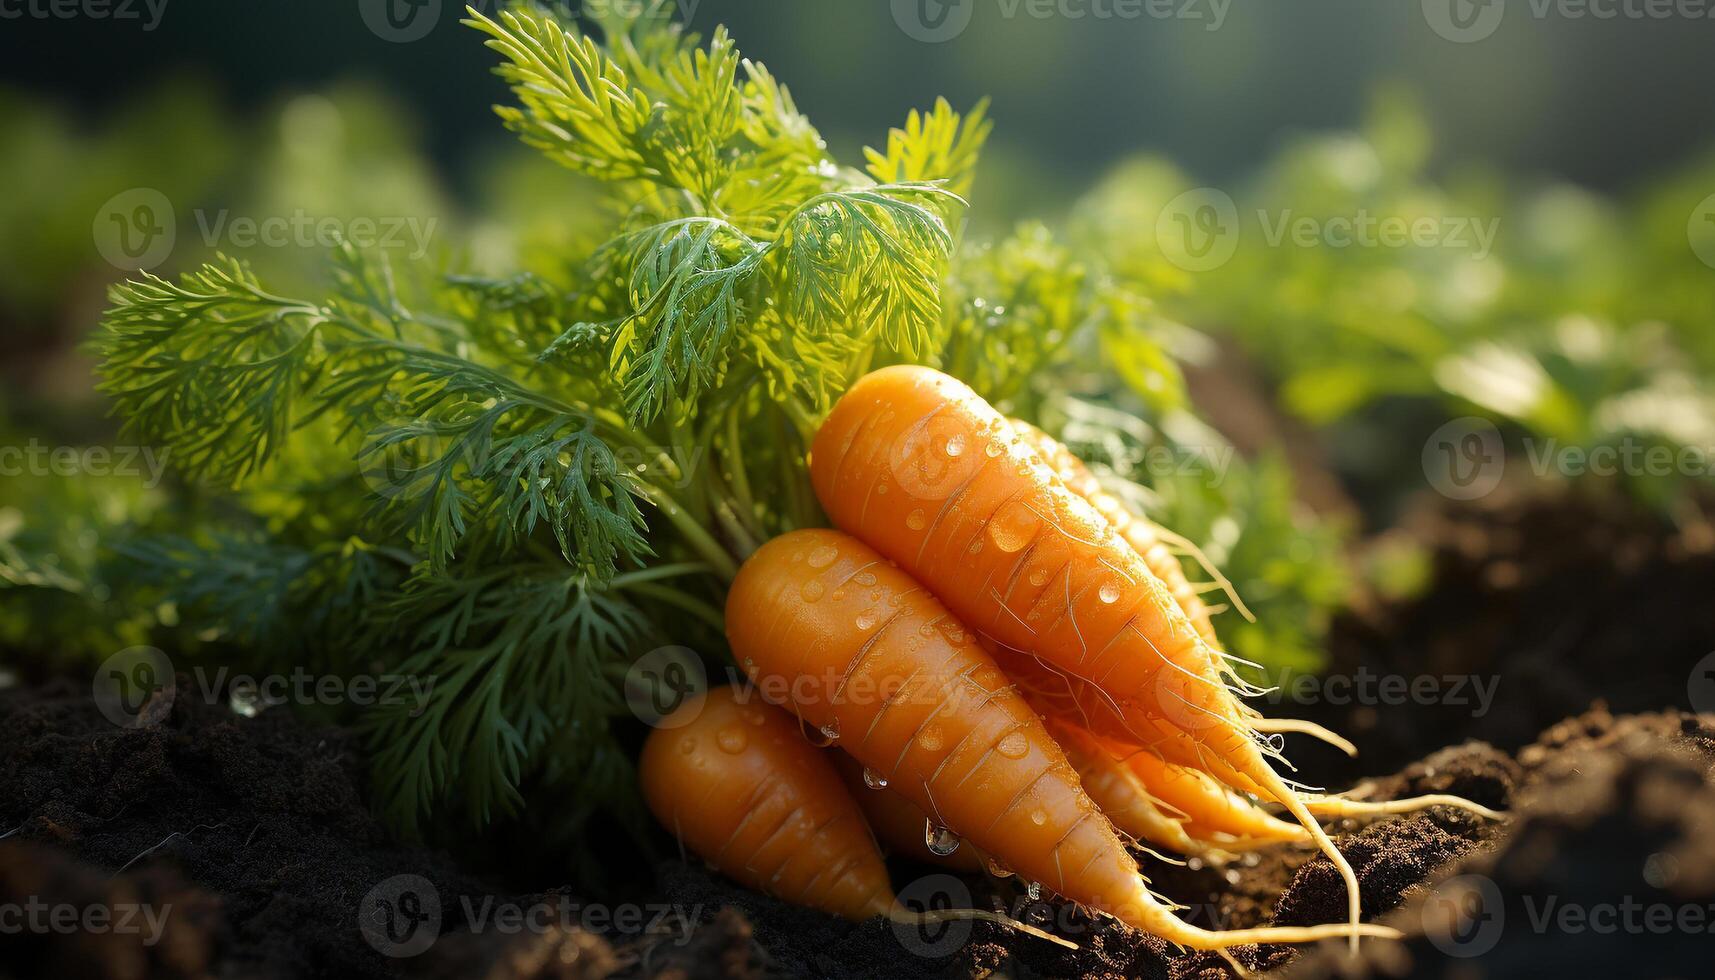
[[641, 365, 1499, 953]]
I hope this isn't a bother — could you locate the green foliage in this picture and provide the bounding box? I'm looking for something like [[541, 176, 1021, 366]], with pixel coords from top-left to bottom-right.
[[78, 3, 1004, 841], [1076, 89, 1715, 516]]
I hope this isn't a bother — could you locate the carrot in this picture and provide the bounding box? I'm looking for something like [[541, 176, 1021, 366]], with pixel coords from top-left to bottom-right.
[[1009, 419, 1362, 760], [831, 751, 987, 873], [809, 365, 1378, 947], [1040, 714, 1214, 859], [640, 684, 1072, 946], [725, 528, 1400, 949]]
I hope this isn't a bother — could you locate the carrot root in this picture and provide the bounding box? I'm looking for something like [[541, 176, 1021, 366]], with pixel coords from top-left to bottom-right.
[[1248, 717, 1359, 758]]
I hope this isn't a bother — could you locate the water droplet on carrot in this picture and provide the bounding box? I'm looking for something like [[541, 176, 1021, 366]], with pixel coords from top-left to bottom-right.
[[906, 509, 927, 531], [716, 727, 748, 754], [1028, 567, 1050, 587], [863, 767, 888, 789], [855, 611, 876, 631], [925, 822, 961, 857], [984, 439, 1004, 458], [806, 545, 838, 569], [1029, 809, 1047, 826], [819, 721, 840, 741], [967, 537, 983, 555], [830, 588, 846, 601], [945, 434, 966, 457], [801, 580, 825, 602], [997, 731, 1029, 759], [678, 738, 696, 755], [1098, 582, 1120, 604], [988, 501, 1040, 553], [854, 571, 877, 586]]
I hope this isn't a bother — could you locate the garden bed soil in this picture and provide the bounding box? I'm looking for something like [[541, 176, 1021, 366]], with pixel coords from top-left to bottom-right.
[[2, 493, 1712, 979]]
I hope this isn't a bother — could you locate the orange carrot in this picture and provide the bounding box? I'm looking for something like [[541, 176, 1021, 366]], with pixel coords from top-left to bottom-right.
[[640, 685, 1072, 946], [1010, 419, 1362, 760], [808, 364, 1367, 946], [832, 751, 987, 873], [725, 528, 1399, 949], [1041, 715, 1212, 859], [1009, 418, 1232, 648]]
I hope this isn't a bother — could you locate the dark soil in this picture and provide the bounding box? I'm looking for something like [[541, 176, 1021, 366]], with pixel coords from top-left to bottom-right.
[[3, 493, 1713, 979]]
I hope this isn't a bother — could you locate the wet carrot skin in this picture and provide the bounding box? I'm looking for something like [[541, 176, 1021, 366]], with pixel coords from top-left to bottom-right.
[[726, 528, 1145, 917], [832, 750, 987, 873], [639, 685, 894, 922], [809, 366, 1243, 765]]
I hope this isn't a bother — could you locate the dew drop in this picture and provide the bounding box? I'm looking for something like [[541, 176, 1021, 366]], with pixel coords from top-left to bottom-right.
[[819, 720, 840, 742], [863, 767, 888, 789], [945, 434, 966, 458], [1098, 582, 1120, 604], [830, 589, 847, 601], [1027, 567, 1050, 587], [875, 482, 888, 495], [855, 611, 876, 631], [984, 439, 1004, 458], [716, 727, 748, 754], [925, 822, 961, 857], [967, 537, 984, 555], [1028, 809, 1047, 826], [800, 580, 825, 602], [996, 731, 1030, 759], [906, 509, 927, 531], [806, 545, 839, 569], [988, 501, 1041, 553], [678, 737, 696, 755], [854, 571, 877, 586]]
